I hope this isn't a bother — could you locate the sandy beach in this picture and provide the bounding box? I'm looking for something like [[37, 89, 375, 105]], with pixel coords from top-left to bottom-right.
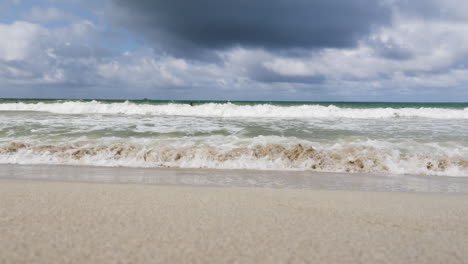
[[2, 0, 468, 262], [1, 179, 467, 263]]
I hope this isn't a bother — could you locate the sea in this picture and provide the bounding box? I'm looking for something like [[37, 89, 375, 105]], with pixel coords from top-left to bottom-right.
[[0, 99, 467, 177]]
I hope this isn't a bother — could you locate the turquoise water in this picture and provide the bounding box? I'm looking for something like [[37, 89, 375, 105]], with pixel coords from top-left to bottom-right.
[[1, 98, 467, 109]]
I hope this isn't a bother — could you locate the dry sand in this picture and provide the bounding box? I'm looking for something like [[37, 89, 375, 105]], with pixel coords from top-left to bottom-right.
[[0, 179, 467, 263]]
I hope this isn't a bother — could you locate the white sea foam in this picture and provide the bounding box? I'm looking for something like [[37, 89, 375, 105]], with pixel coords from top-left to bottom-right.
[[1, 101, 467, 177], [0, 139, 467, 176], [0, 101, 467, 119]]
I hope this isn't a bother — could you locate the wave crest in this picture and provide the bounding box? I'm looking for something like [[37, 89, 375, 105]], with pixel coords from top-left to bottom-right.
[[0, 101, 467, 119]]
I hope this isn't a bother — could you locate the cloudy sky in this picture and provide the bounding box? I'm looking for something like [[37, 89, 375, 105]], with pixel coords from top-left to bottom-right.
[[1, 0, 468, 101]]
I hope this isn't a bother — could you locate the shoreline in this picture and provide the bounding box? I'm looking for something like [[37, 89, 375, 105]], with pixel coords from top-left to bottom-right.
[[1, 179, 467, 263], [1, 164, 468, 193]]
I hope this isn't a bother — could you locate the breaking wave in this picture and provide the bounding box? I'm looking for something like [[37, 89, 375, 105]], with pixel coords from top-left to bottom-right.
[[1, 142, 467, 176], [1, 101, 467, 119]]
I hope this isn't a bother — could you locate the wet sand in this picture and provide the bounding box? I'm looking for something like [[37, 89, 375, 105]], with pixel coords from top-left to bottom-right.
[[1, 179, 467, 263], [1, 164, 467, 193]]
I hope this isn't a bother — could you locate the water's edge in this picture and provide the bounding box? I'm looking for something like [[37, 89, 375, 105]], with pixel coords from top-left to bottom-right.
[[1, 164, 467, 194]]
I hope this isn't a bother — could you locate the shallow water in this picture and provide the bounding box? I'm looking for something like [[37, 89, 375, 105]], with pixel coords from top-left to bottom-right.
[[1, 164, 467, 194], [0, 99, 467, 176]]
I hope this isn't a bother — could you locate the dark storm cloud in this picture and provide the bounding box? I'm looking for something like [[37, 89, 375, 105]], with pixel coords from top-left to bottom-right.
[[254, 71, 326, 84], [248, 64, 325, 84], [112, 0, 392, 58]]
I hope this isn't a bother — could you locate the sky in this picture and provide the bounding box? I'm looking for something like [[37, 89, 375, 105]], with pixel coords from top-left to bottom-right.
[[0, 0, 468, 101]]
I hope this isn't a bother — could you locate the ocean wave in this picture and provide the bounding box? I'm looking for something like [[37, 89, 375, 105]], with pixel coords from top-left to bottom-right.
[[1, 142, 467, 176], [0, 101, 467, 119]]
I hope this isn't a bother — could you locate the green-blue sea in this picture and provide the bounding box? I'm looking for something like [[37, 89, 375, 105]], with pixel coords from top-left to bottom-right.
[[0, 99, 467, 176]]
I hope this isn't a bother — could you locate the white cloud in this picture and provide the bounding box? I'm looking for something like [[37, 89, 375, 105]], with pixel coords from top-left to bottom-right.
[[263, 60, 310, 77], [231, 16, 468, 94], [0, 20, 103, 86], [22, 7, 75, 23], [98, 50, 229, 89], [0, 21, 45, 61]]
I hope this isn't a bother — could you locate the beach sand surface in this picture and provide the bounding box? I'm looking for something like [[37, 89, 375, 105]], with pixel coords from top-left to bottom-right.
[[0, 179, 467, 263]]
